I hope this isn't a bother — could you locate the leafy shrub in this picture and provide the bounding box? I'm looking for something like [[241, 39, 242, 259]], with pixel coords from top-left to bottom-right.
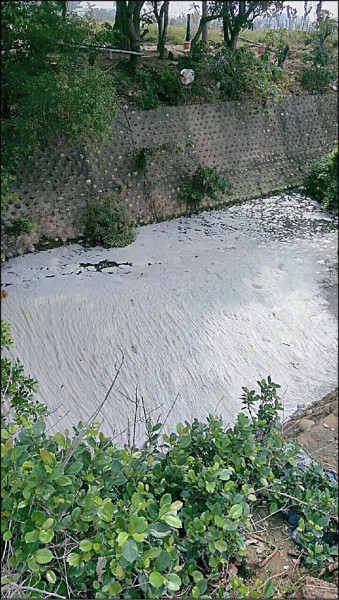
[[179, 165, 231, 212], [5, 218, 35, 237], [134, 66, 185, 109], [84, 194, 136, 249], [1, 2, 118, 169], [263, 29, 291, 69], [208, 46, 283, 102], [299, 19, 338, 93], [6, 67, 117, 161], [1, 323, 338, 598], [0, 167, 16, 212], [304, 143, 338, 213]]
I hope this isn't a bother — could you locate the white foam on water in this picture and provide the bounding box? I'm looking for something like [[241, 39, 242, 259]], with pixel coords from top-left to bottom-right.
[[2, 194, 338, 442]]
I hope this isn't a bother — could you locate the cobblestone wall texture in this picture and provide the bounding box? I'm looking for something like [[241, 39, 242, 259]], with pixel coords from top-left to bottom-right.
[[3, 93, 338, 256]]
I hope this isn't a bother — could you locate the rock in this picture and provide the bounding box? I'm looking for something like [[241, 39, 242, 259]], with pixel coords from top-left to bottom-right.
[[324, 413, 337, 428], [330, 401, 338, 415], [299, 418, 315, 432], [301, 576, 338, 599], [28, 245, 35, 253]]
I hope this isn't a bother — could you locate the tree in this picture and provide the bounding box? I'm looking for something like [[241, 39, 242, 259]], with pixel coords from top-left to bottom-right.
[[286, 4, 297, 29], [151, 1, 170, 59], [190, 1, 284, 54], [221, 1, 284, 48], [113, 0, 145, 57], [1, 1, 117, 170]]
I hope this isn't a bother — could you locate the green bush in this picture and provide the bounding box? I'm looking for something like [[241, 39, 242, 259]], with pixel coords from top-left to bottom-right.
[[5, 67, 117, 161], [1, 2, 118, 169], [179, 165, 231, 212], [5, 218, 35, 237], [299, 19, 338, 93], [1, 323, 338, 598], [134, 66, 185, 109], [84, 194, 136, 249], [208, 46, 283, 102], [304, 143, 338, 213]]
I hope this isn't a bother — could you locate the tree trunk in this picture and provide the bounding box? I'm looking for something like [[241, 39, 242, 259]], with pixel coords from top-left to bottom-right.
[[228, 29, 239, 49], [202, 1, 208, 45], [316, 1, 324, 22], [186, 14, 191, 41], [156, 0, 169, 59], [114, 0, 130, 49]]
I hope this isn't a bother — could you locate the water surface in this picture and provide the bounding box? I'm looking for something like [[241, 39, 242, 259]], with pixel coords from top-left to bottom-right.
[[2, 193, 338, 442]]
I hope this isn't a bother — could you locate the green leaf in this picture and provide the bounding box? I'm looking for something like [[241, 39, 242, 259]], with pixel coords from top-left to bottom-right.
[[25, 530, 39, 543], [217, 469, 231, 480], [130, 514, 148, 534], [66, 553, 80, 566], [164, 573, 181, 592], [117, 532, 129, 546], [35, 548, 53, 564], [39, 529, 54, 544], [206, 481, 216, 493], [162, 514, 182, 528], [42, 518, 54, 530], [46, 570, 57, 585], [3, 531, 12, 541], [79, 539, 93, 552], [214, 515, 225, 528], [150, 522, 171, 538], [149, 571, 164, 588], [50, 468, 64, 481], [54, 432, 66, 447], [109, 582, 122, 595], [160, 493, 172, 507], [40, 448, 53, 464], [121, 538, 138, 563], [56, 475, 72, 486], [214, 539, 228, 552], [263, 579, 275, 598], [229, 504, 243, 519], [155, 550, 172, 570], [66, 461, 83, 475], [170, 501, 183, 511], [32, 420, 46, 438]]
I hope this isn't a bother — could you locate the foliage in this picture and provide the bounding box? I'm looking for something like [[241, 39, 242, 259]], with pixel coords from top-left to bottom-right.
[[0, 167, 17, 212], [179, 165, 231, 212], [208, 46, 283, 102], [263, 28, 290, 68], [299, 18, 338, 92], [304, 143, 338, 213], [4, 218, 35, 237], [1, 325, 338, 598], [190, 1, 284, 52], [134, 66, 185, 109], [1, 1, 117, 169], [84, 194, 136, 249]]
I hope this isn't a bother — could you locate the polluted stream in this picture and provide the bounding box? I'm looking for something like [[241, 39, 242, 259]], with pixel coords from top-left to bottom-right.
[[2, 192, 338, 443]]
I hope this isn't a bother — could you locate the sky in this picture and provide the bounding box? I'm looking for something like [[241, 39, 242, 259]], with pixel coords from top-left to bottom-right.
[[89, 1, 338, 18]]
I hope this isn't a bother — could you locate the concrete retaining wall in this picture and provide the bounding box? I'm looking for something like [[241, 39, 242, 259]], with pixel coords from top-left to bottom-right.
[[3, 93, 338, 257]]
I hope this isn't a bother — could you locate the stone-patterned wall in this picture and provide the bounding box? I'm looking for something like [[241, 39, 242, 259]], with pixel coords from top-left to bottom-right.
[[3, 93, 338, 256]]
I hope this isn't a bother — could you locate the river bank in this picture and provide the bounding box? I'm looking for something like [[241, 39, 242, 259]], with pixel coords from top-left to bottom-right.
[[241, 389, 338, 599]]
